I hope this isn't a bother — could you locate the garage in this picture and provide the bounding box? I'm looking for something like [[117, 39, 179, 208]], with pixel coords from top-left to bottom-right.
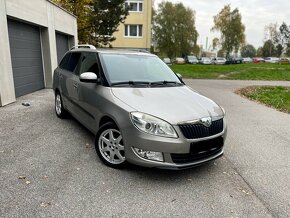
[[8, 19, 45, 97], [56, 32, 70, 64]]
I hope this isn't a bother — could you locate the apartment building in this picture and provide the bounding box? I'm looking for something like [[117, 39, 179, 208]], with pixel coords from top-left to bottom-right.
[[111, 0, 152, 50]]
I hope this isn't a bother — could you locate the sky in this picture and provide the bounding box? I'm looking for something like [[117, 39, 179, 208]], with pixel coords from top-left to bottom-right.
[[154, 0, 289, 49]]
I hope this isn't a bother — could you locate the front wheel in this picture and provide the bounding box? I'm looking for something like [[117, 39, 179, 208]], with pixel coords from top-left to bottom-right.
[[95, 122, 127, 168]]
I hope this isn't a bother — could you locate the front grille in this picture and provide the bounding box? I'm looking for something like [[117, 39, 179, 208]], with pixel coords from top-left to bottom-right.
[[178, 118, 223, 139], [171, 137, 224, 164]]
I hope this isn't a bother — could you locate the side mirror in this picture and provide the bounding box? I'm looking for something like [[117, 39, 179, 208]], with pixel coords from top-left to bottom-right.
[[80, 72, 98, 83]]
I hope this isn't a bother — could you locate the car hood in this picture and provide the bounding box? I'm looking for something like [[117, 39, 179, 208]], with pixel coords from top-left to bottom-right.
[[111, 86, 223, 125]]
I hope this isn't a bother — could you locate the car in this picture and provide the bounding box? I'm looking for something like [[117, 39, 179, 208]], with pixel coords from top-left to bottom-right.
[[242, 57, 253, 63], [225, 57, 243, 64], [279, 58, 290, 64], [186, 55, 199, 64], [199, 57, 212, 64], [264, 57, 280, 63], [163, 57, 172, 65], [173, 57, 186, 64], [212, 57, 226, 65], [253, 57, 265, 63], [53, 45, 227, 169]]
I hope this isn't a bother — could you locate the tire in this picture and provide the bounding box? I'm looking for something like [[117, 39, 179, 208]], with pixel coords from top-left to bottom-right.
[[55, 91, 68, 119], [95, 122, 127, 169]]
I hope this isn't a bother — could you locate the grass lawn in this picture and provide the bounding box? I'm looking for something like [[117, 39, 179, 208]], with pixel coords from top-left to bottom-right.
[[170, 63, 290, 81], [237, 86, 290, 113]]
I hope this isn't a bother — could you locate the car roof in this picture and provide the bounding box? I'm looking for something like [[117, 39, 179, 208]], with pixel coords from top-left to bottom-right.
[[70, 48, 155, 57]]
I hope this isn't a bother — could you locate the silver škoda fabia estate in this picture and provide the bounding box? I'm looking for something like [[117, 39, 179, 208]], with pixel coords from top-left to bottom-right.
[[53, 45, 227, 169]]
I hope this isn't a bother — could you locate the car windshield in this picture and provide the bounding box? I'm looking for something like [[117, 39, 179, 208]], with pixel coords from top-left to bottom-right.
[[100, 53, 182, 86], [188, 56, 196, 60]]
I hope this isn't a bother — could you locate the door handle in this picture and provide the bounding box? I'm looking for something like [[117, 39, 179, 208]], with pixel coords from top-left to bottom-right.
[[73, 83, 78, 89]]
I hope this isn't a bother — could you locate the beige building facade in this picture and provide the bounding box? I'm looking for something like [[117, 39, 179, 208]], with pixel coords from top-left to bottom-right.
[[0, 0, 77, 106], [111, 0, 152, 50]]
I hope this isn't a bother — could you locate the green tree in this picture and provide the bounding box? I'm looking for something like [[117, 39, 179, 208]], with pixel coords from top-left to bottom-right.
[[217, 49, 225, 57], [262, 40, 276, 57], [257, 47, 263, 57], [53, 0, 128, 46], [212, 37, 220, 50], [276, 44, 283, 57], [241, 44, 256, 58], [212, 5, 245, 58], [153, 2, 198, 58], [192, 44, 200, 56]]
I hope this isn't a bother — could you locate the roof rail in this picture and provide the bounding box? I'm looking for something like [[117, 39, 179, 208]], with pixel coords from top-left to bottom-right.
[[129, 49, 150, 54], [71, 44, 96, 50]]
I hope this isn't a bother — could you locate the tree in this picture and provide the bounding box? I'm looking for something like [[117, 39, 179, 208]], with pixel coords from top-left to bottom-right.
[[257, 47, 263, 57], [89, 0, 129, 46], [263, 23, 280, 56], [212, 5, 245, 58], [153, 2, 198, 58], [217, 49, 225, 57], [262, 40, 276, 57], [241, 44, 256, 58], [279, 22, 290, 55], [192, 44, 200, 56], [53, 0, 128, 46], [212, 37, 220, 50], [276, 44, 283, 57]]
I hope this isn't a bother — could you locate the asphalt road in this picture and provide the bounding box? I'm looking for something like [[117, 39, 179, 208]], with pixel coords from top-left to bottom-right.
[[0, 79, 289, 218]]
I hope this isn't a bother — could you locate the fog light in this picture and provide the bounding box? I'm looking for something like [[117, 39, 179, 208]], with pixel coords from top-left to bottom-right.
[[133, 147, 164, 162]]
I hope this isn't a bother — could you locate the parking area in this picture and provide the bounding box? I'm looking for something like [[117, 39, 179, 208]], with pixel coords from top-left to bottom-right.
[[0, 79, 289, 217]]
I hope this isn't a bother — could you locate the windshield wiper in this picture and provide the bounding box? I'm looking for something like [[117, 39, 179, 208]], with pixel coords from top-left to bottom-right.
[[111, 81, 151, 87], [150, 81, 183, 86]]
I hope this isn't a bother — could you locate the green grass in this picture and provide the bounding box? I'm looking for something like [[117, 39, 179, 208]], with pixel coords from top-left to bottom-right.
[[238, 86, 290, 113], [170, 63, 290, 81]]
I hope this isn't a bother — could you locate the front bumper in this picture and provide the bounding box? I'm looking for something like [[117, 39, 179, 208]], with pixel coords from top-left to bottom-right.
[[122, 119, 227, 169]]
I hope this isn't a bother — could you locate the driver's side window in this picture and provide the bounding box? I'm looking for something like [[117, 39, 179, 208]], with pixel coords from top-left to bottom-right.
[[80, 53, 99, 76]]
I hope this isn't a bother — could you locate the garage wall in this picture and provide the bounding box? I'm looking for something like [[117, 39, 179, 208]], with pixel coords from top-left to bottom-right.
[[0, 0, 77, 106]]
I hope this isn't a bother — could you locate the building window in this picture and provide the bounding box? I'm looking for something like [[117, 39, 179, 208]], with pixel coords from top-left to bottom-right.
[[125, 1, 143, 12], [124, 25, 143, 37]]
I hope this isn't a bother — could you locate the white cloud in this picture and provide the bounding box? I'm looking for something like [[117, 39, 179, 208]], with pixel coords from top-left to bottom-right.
[[154, 0, 290, 48]]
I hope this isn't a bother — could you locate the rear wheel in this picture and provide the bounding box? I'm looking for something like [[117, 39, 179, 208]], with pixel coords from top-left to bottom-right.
[[95, 122, 127, 168], [55, 92, 68, 118]]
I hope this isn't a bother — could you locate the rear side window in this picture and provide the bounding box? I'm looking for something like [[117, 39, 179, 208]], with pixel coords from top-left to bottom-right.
[[59, 53, 71, 70], [67, 52, 81, 72]]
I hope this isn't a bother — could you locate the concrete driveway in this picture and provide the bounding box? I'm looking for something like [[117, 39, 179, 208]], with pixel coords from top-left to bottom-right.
[[0, 79, 289, 218]]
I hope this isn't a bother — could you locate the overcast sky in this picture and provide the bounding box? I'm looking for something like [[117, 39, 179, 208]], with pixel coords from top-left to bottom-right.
[[154, 0, 289, 49]]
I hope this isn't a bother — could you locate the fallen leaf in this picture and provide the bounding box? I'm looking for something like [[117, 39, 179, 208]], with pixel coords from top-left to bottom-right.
[[76, 168, 80, 171], [171, 199, 176, 202], [40, 202, 51, 207], [25, 180, 31, 185], [18, 176, 26, 180], [242, 189, 250, 195]]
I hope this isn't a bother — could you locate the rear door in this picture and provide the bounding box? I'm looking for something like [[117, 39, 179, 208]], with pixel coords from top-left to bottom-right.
[[59, 52, 81, 113]]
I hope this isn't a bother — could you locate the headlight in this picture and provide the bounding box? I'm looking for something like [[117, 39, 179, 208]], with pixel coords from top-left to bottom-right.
[[130, 112, 178, 138]]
